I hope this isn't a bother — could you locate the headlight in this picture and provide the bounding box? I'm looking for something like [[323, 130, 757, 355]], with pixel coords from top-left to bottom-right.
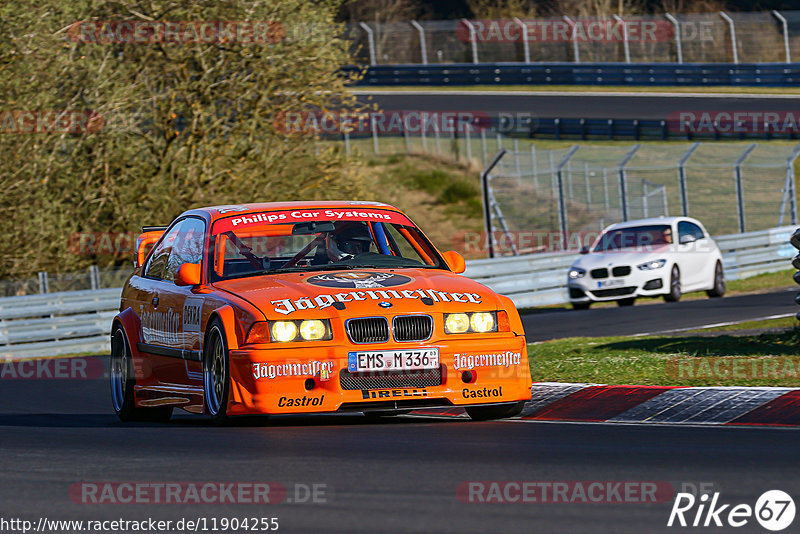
[[445, 312, 498, 334], [268, 319, 331, 343], [299, 319, 327, 341], [568, 267, 586, 279], [470, 312, 496, 333], [637, 259, 666, 270], [271, 321, 298, 342], [445, 313, 470, 334]]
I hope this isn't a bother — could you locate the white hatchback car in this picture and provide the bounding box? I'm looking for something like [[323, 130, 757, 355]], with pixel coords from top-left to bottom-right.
[[567, 217, 725, 309]]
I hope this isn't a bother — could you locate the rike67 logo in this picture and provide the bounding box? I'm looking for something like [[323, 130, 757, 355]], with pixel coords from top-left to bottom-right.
[[668, 490, 795, 531]]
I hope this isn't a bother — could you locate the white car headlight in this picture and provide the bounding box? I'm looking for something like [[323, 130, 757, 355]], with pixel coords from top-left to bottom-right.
[[637, 259, 666, 271], [568, 267, 586, 279]]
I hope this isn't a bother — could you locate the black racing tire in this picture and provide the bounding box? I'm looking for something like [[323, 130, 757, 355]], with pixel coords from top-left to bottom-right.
[[466, 401, 525, 421], [617, 298, 636, 307], [706, 261, 726, 298], [110, 325, 173, 423], [204, 318, 231, 424], [571, 302, 591, 310], [664, 265, 682, 302]]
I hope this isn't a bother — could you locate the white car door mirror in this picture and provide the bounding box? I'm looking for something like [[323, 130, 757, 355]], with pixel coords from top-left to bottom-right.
[[679, 234, 696, 245]]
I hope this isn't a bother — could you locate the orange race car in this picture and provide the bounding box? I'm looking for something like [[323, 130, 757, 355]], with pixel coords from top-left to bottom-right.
[[110, 201, 532, 423]]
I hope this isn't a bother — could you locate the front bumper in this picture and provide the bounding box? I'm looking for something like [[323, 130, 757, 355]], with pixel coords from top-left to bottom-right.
[[226, 334, 532, 415], [568, 269, 669, 303]]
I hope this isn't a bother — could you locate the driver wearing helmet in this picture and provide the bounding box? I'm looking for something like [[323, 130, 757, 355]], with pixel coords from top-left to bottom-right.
[[325, 223, 374, 261]]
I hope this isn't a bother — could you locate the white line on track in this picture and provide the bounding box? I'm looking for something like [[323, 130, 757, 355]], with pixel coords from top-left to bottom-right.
[[630, 312, 796, 337], [352, 89, 800, 99]]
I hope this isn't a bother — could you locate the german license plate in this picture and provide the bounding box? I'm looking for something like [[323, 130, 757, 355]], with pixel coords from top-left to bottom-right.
[[598, 279, 625, 288], [347, 349, 440, 372]]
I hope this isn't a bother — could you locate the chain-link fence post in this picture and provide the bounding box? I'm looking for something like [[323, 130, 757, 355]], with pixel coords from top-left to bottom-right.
[[556, 146, 580, 250], [734, 143, 757, 232], [481, 150, 507, 258], [677, 142, 700, 216], [618, 144, 641, 221]]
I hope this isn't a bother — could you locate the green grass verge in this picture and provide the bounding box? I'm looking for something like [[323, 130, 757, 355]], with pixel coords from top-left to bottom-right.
[[530, 326, 800, 387], [357, 85, 800, 95]]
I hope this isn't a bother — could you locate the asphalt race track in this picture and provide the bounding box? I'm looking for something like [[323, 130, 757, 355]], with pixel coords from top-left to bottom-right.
[[521, 288, 797, 342], [355, 89, 800, 121], [2, 362, 800, 534], [1, 290, 798, 533]]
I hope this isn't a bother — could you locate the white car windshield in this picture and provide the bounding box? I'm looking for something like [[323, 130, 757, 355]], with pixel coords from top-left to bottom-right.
[[593, 225, 673, 252]]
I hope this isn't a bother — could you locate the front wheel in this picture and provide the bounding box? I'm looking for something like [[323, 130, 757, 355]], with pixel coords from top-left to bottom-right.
[[617, 298, 635, 307], [706, 262, 726, 298], [110, 326, 172, 422], [466, 401, 525, 421], [204, 319, 231, 424], [572, 302, 591, 310], [663, 265, 681, 302]]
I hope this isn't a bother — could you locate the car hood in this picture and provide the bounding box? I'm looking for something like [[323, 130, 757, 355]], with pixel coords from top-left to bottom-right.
[[571, 246, 672, 270], [211, 268, 503, 319]]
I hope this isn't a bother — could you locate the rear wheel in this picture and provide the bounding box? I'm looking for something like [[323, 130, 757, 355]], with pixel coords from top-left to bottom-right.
[[466, 401, 525, 421], [204, 319, 231, 424], [706, 262, 726, 298], [617, 298, 636, 307], [664, 265, 681, 302], [110, 326, 172, 422]]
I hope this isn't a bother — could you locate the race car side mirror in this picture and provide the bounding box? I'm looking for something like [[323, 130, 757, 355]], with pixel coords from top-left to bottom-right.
[[175, 263, 201, 286], [580, 246, 589, 255], [442, 251, 466, 273]]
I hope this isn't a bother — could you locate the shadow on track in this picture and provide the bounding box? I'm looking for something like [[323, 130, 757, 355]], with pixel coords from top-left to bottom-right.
[[0, 412, 465, 429]]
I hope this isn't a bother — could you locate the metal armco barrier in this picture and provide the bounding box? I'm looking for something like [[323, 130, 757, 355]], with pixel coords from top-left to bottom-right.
[[345, 63, 800, 87], [0, 226, 794, 359]]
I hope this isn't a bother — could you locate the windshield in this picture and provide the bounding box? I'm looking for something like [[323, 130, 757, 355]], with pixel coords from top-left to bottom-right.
[[209, 209, 444, 281], [593, 225, 673, 252]]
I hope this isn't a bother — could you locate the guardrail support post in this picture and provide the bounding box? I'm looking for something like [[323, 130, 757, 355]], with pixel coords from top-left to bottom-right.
[[617, 144, 640, 221], [410, 20, 428, 64], [38, 272, 49, 294], [719, 12, 739, 64], [734, 143, 757, 233], [613, 15, 630, 63], [563, 16, 580, 63], [772, 11, 791, 63], [664, 13, 682, 64], [359, 22, 377, 66], [89, 265, 100, 290], [677, 142, 700, 216], [461, 19, 479, 64], [481, 150, 507, 258], [556, 146, 580, 250], [513, 17, 530, 63]]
